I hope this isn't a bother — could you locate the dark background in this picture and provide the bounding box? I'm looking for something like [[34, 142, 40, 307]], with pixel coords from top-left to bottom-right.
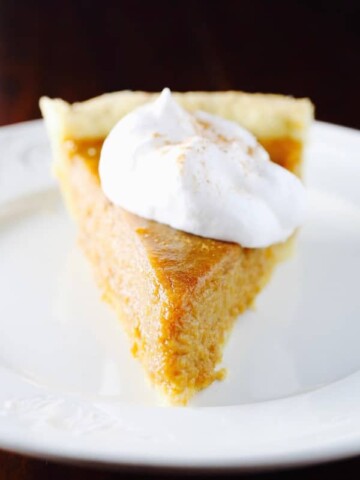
[[0, 0, 359, 128], [0, 0, 360, 478]]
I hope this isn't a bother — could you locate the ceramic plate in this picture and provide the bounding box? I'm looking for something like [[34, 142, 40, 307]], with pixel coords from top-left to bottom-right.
[[1, 120, 360, 471]]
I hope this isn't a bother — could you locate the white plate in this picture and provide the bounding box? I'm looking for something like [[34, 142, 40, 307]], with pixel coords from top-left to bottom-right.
[[0, 120, 360, 471]]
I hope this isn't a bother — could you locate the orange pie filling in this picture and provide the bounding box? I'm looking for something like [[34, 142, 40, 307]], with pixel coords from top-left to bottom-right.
[[54, 135, 301, 404]]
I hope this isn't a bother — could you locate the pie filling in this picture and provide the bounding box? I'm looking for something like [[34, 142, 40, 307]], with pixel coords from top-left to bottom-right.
[[65, 136, 303, 178], [54, 135, 300, 404]]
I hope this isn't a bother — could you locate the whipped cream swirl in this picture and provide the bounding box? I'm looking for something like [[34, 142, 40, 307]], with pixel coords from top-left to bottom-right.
[[100, 88, 306, 248]]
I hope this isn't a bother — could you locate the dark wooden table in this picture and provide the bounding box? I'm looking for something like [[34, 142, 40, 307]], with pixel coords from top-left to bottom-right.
[[0, 0, 359, 478], [2, 450, 360, 480]]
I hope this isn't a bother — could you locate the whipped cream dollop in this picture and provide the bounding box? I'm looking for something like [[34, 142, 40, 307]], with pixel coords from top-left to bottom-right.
[[100, 88, 306, 248]]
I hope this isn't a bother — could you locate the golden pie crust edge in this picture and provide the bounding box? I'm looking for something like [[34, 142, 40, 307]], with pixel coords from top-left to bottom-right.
[[40, 90, 314, 147]]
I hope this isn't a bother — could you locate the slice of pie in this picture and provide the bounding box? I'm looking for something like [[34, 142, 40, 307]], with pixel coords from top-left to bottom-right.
[[40, 91, 313, 405]]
